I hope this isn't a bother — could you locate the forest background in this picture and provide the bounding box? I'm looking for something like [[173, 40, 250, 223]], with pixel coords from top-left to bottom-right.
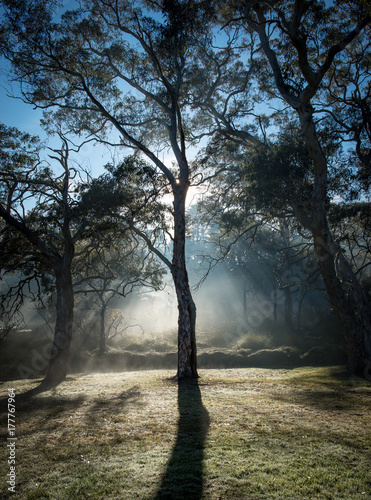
[[0, 0, 370, 388]]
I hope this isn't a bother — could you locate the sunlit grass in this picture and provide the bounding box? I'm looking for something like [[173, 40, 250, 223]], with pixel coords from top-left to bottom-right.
[[0, 367, 370, 499]]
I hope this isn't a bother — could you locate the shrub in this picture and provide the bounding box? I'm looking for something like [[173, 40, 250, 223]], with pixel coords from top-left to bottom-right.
[[234, 332, 274, 352]]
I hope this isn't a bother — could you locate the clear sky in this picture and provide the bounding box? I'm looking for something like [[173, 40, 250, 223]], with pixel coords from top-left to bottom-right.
[[0, 61, 44, 135]]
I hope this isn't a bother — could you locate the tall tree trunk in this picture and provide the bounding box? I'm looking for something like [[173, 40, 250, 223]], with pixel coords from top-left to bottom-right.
[[281, 221, 295, 342], [42, 265, 74, 389], [284, 286, 294, 341], [297, 288, 307, 334], [99, 296, 106, 354], [299, 104, 371, 377], [273, 287, 277, 324], [172, 184, 198, 379]]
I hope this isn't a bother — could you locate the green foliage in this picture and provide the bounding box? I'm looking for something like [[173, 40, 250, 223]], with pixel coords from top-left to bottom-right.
[[242, 132, 314, 215], [77, 174, 133, 220], [0, 123, 40, 203], [77, 154, 170, 237]]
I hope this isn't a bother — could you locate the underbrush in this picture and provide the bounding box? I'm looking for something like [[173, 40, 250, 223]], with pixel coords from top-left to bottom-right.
[[0, 325, 347, 382], [233, 331, 274, 351]]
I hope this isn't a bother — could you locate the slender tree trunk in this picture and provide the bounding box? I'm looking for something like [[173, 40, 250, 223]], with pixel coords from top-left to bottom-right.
[[273, 287, 277, 324], [242, 279, 248, 320], [299, 104, 371, 377], [99, 299, 106, 354], [172, 184, 198, 379], [42, 264, 74, 389], [284, 286, 294, 340], [297, 289, 307, 334]]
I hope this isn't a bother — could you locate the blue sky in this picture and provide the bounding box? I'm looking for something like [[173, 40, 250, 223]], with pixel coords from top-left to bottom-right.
[[0, 61, 44, 135]]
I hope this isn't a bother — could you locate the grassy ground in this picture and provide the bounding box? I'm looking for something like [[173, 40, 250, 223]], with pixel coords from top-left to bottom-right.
[[0, 366, 370, 499]]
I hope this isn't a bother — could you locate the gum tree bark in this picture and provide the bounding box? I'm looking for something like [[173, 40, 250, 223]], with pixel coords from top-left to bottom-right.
[[172, 182, 198, 378], [42, 258, 74, 389], [298, 104, 371, 376], [131, 179, 198, 379]]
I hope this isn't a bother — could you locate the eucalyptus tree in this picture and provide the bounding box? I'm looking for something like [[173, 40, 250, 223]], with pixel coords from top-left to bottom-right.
[[73, 232, 165, 353], [0, 0, 215, 379], [194, 0, 371, 377], [237, 0, 371, 377], [0, 124, 87, 389]]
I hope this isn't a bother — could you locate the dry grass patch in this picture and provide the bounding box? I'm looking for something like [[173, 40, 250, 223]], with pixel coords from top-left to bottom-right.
[[0, 367, 370, 499]]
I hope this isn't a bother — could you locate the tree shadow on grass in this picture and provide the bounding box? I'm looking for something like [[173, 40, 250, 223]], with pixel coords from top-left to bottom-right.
[[0, 381, 142, 444], [155, 379, 210, 500], [273, 387, 362, 412], [84, 386, 143, 430], [0, 393, 88, 442]]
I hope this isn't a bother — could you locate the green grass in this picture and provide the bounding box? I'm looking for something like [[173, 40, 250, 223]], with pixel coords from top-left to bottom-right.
[[1, 367, 370, 499]]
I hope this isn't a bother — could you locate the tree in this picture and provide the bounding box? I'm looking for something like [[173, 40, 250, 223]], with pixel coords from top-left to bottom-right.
[[0, 125, 85, 389], [240, 0, 371, 377], [73, 233, 165, 353], [0, 0, 215, 379], [323, 18, 371, 176], [194, 0, 371, 377]]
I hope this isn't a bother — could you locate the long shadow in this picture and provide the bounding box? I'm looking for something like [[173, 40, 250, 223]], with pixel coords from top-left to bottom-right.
[[155, 379, 210, 500], [0, 392, 87, 441]]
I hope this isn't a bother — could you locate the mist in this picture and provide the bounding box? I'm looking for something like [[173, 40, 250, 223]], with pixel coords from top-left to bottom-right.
[[1, 235, 347, 383]]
